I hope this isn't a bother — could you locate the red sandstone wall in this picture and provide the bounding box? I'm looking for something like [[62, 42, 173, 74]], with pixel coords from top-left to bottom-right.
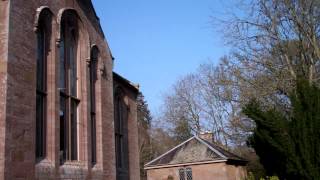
[[2, 0, 119, 179], [113, 78, 141, 180], [146, 162, 247, 180], [126, 89, 140, 180], [0, 1, 9, 180]]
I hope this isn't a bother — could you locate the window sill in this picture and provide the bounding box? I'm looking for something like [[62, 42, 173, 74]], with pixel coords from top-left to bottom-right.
[[60, 160, 84, 167], [91, 163, 103, 170], [36, 158, 53, 166]]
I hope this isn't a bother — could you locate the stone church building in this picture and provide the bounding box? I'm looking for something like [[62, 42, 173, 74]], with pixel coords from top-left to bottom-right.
[[0, 0, 140, 179]]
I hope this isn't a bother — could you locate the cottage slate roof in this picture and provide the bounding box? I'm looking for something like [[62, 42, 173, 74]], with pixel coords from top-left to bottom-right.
[[145, 136, 247, 168]]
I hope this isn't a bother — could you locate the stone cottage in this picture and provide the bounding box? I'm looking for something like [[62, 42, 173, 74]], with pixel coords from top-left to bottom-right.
[[0, 0, 140, 179], [145, 135, 247, 180]]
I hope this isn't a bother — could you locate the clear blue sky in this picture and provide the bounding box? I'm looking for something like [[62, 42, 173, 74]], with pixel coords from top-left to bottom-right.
[[91, 0, 230, 114]]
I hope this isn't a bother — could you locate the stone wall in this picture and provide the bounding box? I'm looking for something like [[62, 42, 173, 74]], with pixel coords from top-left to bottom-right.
[[0, 1, 9, 180], [113, 75, 140, 180], [146, 162, 247, 180], [0, 0, 140, 179]]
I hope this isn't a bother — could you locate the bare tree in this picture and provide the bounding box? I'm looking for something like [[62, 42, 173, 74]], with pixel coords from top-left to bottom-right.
[[197, 60, 254, 146], [160, 63, 253, 147], [162, 74, 203, 135], [215, 0, 320, 93], [159, 0, 320, 150]]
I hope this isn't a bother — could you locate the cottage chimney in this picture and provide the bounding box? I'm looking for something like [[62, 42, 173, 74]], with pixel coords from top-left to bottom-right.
[[198, 131, 213, 142]]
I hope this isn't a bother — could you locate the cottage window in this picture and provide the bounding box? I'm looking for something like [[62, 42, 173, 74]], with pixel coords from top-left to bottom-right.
[[89, 46, 99, 165], [179, 167, 192, 180], [35, 10, 51, 159], [59, 13, 79, 162], [179, 168, 186, 180], [186, 168, 193, 180]]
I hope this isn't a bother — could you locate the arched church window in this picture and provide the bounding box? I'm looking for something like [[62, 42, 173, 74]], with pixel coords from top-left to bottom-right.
[[59, 12, 79, 162], [114, 89, 129, 180], [89, 46, 99, 165], [35, 8, 52, 160]]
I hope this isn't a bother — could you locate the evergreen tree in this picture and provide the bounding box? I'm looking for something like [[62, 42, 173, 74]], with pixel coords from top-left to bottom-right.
[[137, 92, 153, 180], [243, 79, 320, 179], [137, 92, 152, 127]]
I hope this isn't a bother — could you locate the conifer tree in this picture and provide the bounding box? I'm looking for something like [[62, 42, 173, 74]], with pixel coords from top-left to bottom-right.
[[137, 92, 153, 180], [243, 79, 320, 179]]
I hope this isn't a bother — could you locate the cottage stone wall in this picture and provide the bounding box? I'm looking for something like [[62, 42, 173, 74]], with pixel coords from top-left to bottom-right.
[[146, 162, 247, 180], [0, 0, 140, 179]]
